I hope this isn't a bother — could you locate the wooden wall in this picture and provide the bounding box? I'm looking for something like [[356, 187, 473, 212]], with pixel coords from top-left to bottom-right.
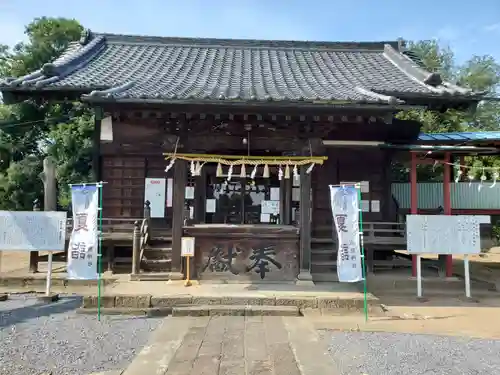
[[312, 148, 392, 237], [100, 121, 175, 220]]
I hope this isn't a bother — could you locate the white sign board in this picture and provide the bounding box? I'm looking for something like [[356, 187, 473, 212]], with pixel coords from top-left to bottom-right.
[[330, 185, 363, 283], [181, 237, 195, 257], [261, 200, 279, 215], [144, 178, 166, 218], [0, 211, 67, 251], [406, 215, 490, 255]]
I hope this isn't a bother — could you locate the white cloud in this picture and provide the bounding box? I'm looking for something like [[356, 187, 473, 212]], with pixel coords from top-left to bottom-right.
[[483, 23, 500, 32]]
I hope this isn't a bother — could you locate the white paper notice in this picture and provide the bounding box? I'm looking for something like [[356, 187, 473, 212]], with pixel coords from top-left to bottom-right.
[[360, 181, 369, 193], [166, 178, 173, 207], [261, 200, 280, 214], [181, 237, 195, 257], [292, 187, 300, 202], [185, 186, 195, 199], [360, 200, 370, 212], [371, 200, 380, 213], [206, 199, 216, 213], [260, 213, 271, 223], [270, 187, 280, 201]]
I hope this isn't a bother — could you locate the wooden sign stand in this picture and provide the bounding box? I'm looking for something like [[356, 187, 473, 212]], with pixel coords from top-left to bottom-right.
[[181, 237, 196, 287]]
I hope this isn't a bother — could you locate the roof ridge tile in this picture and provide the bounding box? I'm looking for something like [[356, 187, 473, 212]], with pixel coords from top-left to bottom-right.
[[96, 32, 399, 52]]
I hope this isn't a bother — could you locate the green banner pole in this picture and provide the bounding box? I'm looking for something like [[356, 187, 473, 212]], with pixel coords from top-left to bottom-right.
[[356, 184, 368, 322], [97, 182, 103, 321]]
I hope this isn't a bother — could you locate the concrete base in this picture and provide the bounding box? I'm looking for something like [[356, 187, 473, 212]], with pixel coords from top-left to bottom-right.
[[129, 272, 183, 281], [0, 275, 117, 289], [36, 293, 59, 303], [296, 270, 315, 287], [81, 293, 379, 313], [0, 293, 8, 301], [76, 307, 172, 317]]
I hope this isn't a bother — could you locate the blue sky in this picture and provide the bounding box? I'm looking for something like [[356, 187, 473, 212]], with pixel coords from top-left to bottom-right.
[[0, 0, 499, 64]]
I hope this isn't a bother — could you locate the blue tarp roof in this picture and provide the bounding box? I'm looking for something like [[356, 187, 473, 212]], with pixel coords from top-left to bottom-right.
[[418, 131, 500, 143]]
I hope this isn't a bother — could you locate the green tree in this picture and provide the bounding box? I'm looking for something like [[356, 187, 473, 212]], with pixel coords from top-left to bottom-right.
[[0, 17, 93, 209], [393, 40, 500, 182]]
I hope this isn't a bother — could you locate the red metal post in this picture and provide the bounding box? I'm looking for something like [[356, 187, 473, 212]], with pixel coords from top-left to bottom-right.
[[410, 152, 418, 277], [443, 152, 453, 277]]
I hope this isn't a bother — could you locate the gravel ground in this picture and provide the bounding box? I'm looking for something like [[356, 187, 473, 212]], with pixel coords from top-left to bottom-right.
[[322, 330, 500, 375], [0, 294, 163, 375]]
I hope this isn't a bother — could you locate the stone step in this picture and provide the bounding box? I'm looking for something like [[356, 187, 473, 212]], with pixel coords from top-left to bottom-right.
[[311, 248, 335, 253], [82, 294, 378, 311], [311, 263, 336, 274], [312, 273, 339, 282], [311, 255, 335, 261], [144, 246, 172, 252], [172, 305, 300, 317]]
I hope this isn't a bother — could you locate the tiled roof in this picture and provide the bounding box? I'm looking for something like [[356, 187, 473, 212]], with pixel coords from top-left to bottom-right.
[[0, 30, 481, 106], [419, 131, 500, 143]]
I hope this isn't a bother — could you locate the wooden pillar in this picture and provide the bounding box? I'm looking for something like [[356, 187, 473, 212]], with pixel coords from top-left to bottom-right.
[[171, 159, 187, 273], [30, 199, 41, 273], [296, 165, 313, 285], [443, 152, 453, 277], [280, 178, 292, 225], [131, 221, 141, 275], [194, 168, 206, 223], [410, 152, 418, 277], [29, 157, 58, 273]]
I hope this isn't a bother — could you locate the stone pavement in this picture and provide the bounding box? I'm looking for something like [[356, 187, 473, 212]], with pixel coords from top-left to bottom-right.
[[122, 316, 338, 375]]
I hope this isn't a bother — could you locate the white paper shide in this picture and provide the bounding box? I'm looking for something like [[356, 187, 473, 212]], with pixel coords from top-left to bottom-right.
[[67, 186, 99, 280], [330, 186, 363, 283]]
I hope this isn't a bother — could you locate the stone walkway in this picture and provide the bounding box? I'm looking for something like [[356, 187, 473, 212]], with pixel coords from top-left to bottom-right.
[[122, 316, 338, 375]]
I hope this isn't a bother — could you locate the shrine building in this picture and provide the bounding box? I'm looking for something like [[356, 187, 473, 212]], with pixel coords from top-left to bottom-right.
[[1, 30, 494, 283]]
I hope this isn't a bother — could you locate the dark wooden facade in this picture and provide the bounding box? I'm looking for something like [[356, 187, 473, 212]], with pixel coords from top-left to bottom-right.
[[96, 108, 404, 281]]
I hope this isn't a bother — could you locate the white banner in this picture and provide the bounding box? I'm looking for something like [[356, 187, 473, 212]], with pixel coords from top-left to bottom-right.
[[329, 185, 363, 283], [67, 185, 99, 280], [0, 211, 66, 251]]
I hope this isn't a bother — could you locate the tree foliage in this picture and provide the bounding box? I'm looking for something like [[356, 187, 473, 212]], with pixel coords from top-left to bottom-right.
[[393, 40, 500, 182], [0, 17, 93, 210]]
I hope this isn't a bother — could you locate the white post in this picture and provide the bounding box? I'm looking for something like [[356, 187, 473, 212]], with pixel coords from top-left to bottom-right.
[[464, 254, 471, 298], [45, 251, 53, 296], [416, 254, 422, 297]]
